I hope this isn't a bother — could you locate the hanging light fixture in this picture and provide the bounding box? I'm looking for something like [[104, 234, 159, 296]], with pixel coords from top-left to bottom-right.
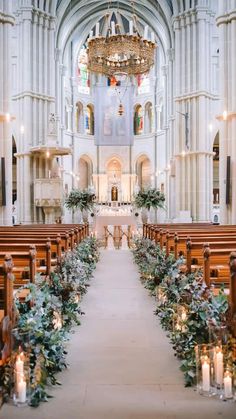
[[87, 0, 156, 77]]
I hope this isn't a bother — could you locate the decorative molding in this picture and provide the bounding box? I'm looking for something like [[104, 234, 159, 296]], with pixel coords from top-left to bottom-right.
[[0, 11, 15, 25], [175, 91, 219, 101], [175, 150, 215, 158], [12, 91, 54, 102], [216, 10, 236, 26], [216, 111, 236, 121]]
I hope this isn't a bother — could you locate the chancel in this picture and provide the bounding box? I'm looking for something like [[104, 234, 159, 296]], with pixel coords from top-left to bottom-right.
[[0, 1, 236, 418]]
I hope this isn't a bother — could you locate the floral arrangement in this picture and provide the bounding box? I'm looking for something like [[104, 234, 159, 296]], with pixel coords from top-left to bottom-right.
[[132, 237, 230, 386], [65, 189, 95, 212], [1, 237, 99, 407], [133, 188, 165, 211]]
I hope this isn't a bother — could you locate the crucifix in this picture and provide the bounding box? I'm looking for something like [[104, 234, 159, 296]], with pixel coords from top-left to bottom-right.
[[177, 106, 189, 150]]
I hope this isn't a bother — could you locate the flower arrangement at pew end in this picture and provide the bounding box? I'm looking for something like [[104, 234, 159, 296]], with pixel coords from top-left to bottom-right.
[[132, 237, 232, 388], [1, 237, 100, 408]]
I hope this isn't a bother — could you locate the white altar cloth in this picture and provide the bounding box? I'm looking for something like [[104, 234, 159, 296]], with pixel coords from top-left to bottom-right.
[[94, 215, 137, 238]]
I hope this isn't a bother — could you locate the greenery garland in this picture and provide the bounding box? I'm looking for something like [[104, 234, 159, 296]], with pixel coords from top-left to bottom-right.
[[132, 237, 231, 386], [1, 237, 99, 407]]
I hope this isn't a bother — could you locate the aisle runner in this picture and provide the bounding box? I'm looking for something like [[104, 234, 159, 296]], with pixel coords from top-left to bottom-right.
[[2, 250, 235, 419]]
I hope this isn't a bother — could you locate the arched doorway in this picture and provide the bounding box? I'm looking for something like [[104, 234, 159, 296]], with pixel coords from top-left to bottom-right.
[[136, 155, 151, 190], [78, 156, 93, 190], [107, 158, 122, 201]]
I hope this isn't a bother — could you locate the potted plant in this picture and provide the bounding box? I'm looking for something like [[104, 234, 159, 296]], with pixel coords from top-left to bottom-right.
[[133, 188, 165, 223], [65, 189, 95, 223]]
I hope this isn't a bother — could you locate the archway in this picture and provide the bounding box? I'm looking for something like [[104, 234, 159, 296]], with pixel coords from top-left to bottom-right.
[[134, 104, 143, 135], [78, 156, 93, 190], [107, 158, 122, 201], [75, 101, 83, 133], [136, 155, 151, 190], [85, 104, 94, 135], [144, 102, 153, 134]]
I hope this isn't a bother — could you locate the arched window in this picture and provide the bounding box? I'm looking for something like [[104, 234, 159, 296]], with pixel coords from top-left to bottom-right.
[[77, 47, 90, 94], [75, 102, 83, 133], [85, 104, 94, 135], [134, 105, 143, 135], [137, 74, 150, 94], [144, 102, 153, 134]]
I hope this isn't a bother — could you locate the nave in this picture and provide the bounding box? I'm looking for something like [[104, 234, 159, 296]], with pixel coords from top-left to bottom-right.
[[2, 250, 235, 419]]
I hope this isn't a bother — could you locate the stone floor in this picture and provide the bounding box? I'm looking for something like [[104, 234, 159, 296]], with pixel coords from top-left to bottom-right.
[[2, 250, 236, 418]]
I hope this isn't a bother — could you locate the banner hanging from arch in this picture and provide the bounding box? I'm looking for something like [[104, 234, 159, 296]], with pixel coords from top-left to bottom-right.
[[94, 83, 134, 146]]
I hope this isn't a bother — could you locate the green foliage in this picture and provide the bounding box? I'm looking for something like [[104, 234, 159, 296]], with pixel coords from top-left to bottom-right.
[[132, 236, 229, 387], [65, 189, 95, 212], [133, 188, 165, 210], [2, 237, 99, 407]]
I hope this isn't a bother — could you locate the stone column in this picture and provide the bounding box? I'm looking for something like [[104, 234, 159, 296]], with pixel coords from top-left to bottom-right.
[[0, 2, 14, 225], [217, 5, 236, 224], [172, 3, 217, 222], [13, 2, 56, 223]]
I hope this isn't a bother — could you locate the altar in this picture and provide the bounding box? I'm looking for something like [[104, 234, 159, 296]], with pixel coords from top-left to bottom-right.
[[94, 206, 137, 238]]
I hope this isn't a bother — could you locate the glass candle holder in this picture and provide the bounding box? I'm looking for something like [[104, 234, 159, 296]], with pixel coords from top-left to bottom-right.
[[195, 344, 214, 396], [11, 328, 31, 367], [213, 344, 224, 392], [13, 365, 30, 406], [223, 366, 234, 400]]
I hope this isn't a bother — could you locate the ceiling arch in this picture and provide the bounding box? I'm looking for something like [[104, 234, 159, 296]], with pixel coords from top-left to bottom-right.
[[50, 1, 176, 63]]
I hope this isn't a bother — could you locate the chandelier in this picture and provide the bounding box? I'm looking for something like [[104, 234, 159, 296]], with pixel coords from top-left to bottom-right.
[[87, 2, 156, 77]]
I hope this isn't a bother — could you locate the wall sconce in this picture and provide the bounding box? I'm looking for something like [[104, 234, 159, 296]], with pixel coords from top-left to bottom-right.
[[223, 110, 228, 121], [6, 113, 11, 123]]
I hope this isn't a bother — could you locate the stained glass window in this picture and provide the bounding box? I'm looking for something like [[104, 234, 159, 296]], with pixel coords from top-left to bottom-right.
[[134, 105, 143, 135], [137, 74, 150, 94], [77, 47, 90, 94]]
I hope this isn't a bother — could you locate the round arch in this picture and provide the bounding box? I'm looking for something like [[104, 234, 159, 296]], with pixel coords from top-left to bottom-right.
[[135, 154, 152, 190]]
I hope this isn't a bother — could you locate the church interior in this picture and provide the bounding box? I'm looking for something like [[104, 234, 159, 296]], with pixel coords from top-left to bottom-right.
[[0, 0, 236, 418]]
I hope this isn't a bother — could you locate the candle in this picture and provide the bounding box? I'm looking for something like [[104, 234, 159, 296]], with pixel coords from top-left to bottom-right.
[[144, 25, 148, 40], [18, 378, 26, 403], [181, 310, 187, 321], [111, 21, 115, 35], [89, 30, 93, 38], [15, 354, 24, 374], [224, 372, 232, 398], [151, 32, 155, 43], [202, 358, 210, 392], [95, 22, 99, 37], [215, 349, 223, 386], [129, 20, 133, 35]]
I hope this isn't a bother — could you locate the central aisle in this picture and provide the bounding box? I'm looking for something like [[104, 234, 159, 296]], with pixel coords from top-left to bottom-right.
[[2, 250, 235, 418]]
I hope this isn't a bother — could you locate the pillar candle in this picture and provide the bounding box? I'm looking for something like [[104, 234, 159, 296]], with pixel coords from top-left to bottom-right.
[[15, 355, 24, 374], [224, 373, 232, 398], [215, 350, 223, 385], [151, 32, 155, 43], [129, 21, 133, 35], [89, 30, 93, 38], [95, 22, 99, 37], [144, 25, 148, 40], [202, 360, 210, 392], [18, 378, 26, 403], [111, 21, 115, 35]]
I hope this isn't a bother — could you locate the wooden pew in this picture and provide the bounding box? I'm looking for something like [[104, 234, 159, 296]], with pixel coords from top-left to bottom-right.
[[0, 254, 14, 369], [203, 245, 236, 287], [0, 248, 36, 284], [186, 239, 236, 273]]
